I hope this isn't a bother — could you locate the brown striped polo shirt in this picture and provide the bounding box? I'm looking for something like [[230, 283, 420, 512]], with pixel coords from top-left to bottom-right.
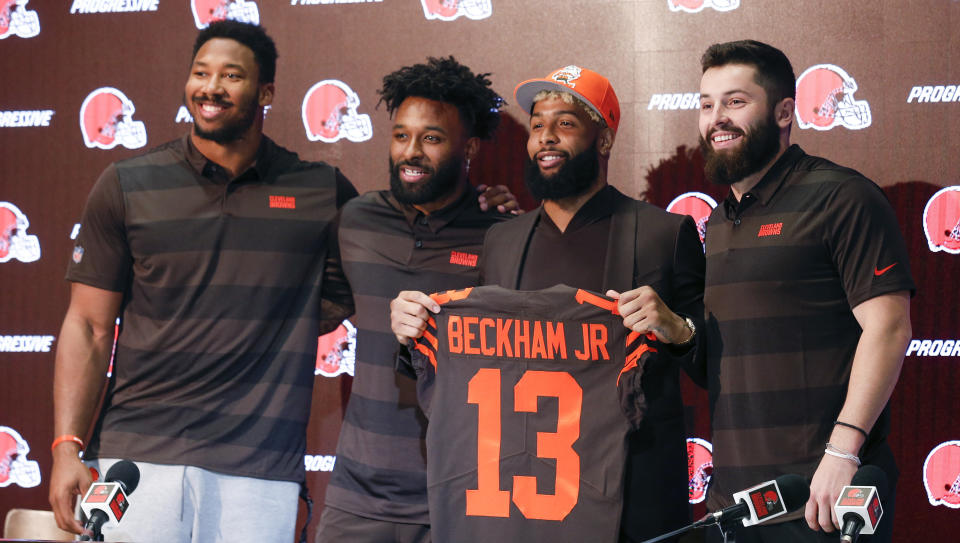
[[703, 145, 915, 519], [66, 134, 357, 482], [326, 187, 511, 523]]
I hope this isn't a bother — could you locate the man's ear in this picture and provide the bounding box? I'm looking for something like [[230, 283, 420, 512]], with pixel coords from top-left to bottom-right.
[[464, 136, 480, 162], [596, 127, 615, 158], [259, 83, 275, 107], [775, 97, 794, 128]]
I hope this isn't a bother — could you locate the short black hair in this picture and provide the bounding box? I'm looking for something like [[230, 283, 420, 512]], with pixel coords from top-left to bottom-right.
[[700, 40, 796, 105], [378, 56, 503, 140], [192, 21, 277, 84]]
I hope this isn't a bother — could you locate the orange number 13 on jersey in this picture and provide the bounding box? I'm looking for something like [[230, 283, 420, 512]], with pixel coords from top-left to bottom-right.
[[466, 368, 583, 521]]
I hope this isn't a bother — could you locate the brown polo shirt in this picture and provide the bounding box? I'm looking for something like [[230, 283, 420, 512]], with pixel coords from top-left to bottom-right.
[[703, 145, 915, 518], [328, 186, 511, 523]]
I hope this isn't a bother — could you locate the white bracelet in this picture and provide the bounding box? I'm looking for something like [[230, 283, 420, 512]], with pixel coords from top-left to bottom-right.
[[824, 443, 861, 467]]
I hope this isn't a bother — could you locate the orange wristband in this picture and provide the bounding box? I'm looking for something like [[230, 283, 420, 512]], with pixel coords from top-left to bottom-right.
[[51, 434, 84, 452]]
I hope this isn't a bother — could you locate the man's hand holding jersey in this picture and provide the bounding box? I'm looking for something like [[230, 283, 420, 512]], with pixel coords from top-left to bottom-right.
[[391, 291, 441, 345], [607, 286, 694, 346]]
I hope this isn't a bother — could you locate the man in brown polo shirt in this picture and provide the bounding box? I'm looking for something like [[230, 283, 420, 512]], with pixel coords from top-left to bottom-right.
[[697, 40, 914, 542], [391, 66, 705, 542]]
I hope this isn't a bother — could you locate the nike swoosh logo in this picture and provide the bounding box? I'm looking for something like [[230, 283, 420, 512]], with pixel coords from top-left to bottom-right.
[[874, 263, 897, 276]]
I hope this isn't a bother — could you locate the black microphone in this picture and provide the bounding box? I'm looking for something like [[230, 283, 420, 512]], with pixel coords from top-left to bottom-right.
[[834, 465, 888, 543], [696, 473, 810, 528], [79, 460, 141, 541]]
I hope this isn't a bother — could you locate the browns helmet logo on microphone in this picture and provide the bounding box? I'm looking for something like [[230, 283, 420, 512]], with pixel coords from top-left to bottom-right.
[[0, 0, 39, 39], [923, 440, 960, 509], [0, 426, 41, 488], [687, 437, 714, 504], [0, 202, 40, 264], [420, 0, 492, 21], [668, 0, 739, 13], [795, 64, 872, 131], [191, 0, 259, 29], [302, 80, 373, 143], [79, 88, 147, 150], [923, 186, 960, 255], [316, 319, 356, 378]]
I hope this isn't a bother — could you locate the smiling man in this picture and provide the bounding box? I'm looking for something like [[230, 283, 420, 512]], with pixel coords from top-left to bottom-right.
[[696, 40, 914, 543], [390, 66, 706, 542], [49, 21, 356, 543], [317, 57, 513, 543]]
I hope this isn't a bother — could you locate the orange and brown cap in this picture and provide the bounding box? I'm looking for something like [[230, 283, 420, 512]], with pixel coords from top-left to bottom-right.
[[514, 65, 621, 134]]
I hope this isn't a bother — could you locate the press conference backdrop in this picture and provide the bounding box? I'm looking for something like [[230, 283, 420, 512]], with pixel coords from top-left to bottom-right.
[[1, 1, 958, 540]]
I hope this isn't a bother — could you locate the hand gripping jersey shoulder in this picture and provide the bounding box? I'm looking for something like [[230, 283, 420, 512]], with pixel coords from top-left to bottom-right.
[[411, 285, 657, 542]]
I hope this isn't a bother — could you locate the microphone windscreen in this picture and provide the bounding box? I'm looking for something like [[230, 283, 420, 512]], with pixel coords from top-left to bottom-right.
[[850, 465, 888, 499], [775, 473, 810, 512], [104, 460, 140, 495]]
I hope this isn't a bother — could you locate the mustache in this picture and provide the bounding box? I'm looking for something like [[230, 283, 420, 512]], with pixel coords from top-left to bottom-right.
[[707, 125, 745, 140], [192, 95, 234, 107], [533, 148, 570, 159], [392, 160, 435, 174]]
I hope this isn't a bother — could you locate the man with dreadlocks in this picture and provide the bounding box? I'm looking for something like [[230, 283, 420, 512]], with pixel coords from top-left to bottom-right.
[[316, 57, 514, 543]]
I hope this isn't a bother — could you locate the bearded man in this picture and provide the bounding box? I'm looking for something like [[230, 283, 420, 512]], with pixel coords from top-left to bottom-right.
[[391, 65, 705, 543], [696, 40, 913, 543]]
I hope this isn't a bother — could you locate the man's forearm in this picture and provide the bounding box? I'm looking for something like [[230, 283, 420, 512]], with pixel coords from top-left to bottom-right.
[[53, 314, 113, 439]]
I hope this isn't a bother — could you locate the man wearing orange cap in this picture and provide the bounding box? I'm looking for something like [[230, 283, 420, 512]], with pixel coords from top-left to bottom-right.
[[391, 66, 705, 542]]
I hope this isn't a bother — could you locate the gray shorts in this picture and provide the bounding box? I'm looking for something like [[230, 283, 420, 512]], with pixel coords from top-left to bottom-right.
[[85, 458, 299, 543]]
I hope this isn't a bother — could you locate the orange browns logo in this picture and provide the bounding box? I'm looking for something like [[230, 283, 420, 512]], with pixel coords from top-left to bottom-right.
[[795, 64, 871, 131], [0, 0, 39, 39], [315, 320, 356, 377], [0, 426, 41, 488], [191, 0, 259, 29], [421, 0, 492, 21], [302, 80, 373, 144], [923, 441, 960, 509], [80, 88, 147, 150], [687, 437, 714, 504], [668, 0, 739, 13], [666, 192, 717, 248], [923, 186, 960, 254]]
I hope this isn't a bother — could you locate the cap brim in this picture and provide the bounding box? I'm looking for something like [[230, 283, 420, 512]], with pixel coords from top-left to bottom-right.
[[514, 78, 605, 122]]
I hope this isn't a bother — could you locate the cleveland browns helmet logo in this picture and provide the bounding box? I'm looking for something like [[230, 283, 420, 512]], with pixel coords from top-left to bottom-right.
[[191, 0, 260, 29], [316, 319, 356, 377], [923, 186, 960, 254], [687, 437, 714, 504], [79, 88, 147, 150], [923, 441, 960, 508], [666, 192, 717, 250], [668, 0, 739, 13], [0, 427, 41, 488], [0, 0, 39, 39], [302, 80, 373, 144], [795, 64, 871, 131], [420, 0, 492, 21], [0, 202, 41, 263]]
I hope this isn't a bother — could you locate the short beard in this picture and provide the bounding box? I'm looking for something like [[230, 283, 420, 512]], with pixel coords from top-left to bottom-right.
[[524, 146, 600, 201], [390, 155, 464, 205], [189, 95, 259, 144], [699, 109, 781, 186]]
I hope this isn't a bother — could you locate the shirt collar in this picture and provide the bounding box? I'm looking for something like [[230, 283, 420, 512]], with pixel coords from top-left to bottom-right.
[[182, 132, 275, 183], [394, 183, 479, 233], [723, 144, 806, 216]]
